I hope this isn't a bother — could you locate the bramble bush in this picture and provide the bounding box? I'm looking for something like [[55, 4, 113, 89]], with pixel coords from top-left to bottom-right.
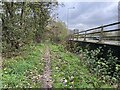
[[67, 43, 120, 87], [79, 47, 120, 87]]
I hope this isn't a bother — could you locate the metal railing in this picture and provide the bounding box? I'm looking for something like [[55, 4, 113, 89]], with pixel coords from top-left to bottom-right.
[[69, 22, 120, 46]]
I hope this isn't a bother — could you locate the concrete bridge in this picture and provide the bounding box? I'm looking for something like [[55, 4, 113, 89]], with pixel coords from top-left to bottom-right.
[[68, 21, 120, 59]]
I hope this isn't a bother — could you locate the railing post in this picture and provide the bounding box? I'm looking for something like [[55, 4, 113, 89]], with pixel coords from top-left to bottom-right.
[[84, 31, 86, 41], [99, 26, 103, 43]]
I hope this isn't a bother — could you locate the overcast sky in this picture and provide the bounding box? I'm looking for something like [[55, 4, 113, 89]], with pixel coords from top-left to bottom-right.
[[57, 1, 119, 30]]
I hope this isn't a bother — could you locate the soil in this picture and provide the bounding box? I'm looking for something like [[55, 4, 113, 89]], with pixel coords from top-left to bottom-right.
[[41, 46, 52, 88]]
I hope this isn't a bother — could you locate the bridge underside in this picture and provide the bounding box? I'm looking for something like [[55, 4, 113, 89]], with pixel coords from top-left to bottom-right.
[[70, 38, 120, 46], [69, 40, 120, 60]]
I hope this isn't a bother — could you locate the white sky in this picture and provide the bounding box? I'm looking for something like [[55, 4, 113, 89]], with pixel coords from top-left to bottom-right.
[[57, 0, 119, 30]]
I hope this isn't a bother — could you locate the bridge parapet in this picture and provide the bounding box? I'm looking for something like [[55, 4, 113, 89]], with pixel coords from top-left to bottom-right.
[[69, 22, 120, 46]]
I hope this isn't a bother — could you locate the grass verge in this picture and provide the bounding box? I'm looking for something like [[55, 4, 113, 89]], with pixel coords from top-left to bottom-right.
[[2, 43, 45, 88], [50, 44, 112, 88]]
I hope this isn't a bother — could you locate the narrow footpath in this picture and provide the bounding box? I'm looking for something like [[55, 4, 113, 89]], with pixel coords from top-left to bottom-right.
[[41, 46, 52, 88]]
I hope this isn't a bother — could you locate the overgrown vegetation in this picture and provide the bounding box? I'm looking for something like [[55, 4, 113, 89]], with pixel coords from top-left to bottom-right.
[[1, 1, 119, 89], [80, 48, 120, 87], [2, 2, 58, 57], [67, 42, 120, 88], [2, 44, 45, 88], [50, 44, 112, 88], [45, 21, 68, 44], [1, 1, 69, 88]]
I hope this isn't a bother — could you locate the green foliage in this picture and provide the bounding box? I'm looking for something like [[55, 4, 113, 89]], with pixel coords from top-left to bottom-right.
[[77, 47, 119, 86], [45, 21, 68, 44], [49, 44, 112, 88], [2, 44, 45, 88], [2, 2, 58, 57]]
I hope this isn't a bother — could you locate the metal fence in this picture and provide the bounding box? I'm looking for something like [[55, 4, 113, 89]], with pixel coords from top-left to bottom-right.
[[69, 22, 120, 46]]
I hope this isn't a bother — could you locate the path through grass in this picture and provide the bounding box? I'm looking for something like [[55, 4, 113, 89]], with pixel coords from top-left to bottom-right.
[[2, 43, 113, 88], [41, 45, 52, 88]]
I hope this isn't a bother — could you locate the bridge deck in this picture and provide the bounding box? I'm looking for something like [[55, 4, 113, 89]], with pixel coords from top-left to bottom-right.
[[70, 38, 120, 46]]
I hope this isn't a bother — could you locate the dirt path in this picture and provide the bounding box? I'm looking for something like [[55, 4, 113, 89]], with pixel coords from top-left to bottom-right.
[[41, 46, 52, 88]]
